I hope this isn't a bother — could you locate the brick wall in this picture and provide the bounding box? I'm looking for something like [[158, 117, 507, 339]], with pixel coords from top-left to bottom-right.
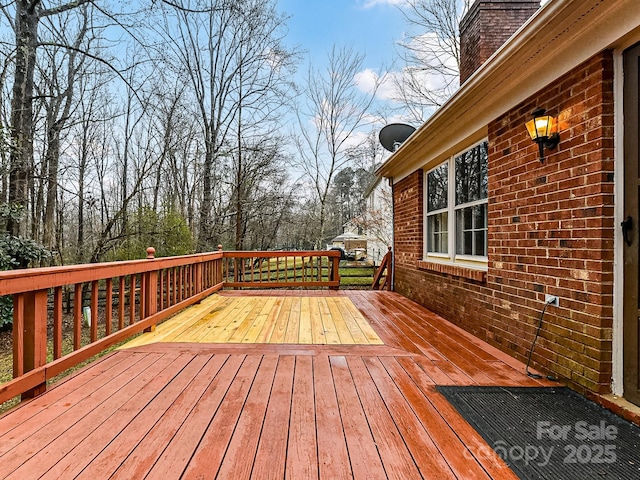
[[460, 0, 540, 84], [393, 51, 615, 395], [393, 171, 423, 268]]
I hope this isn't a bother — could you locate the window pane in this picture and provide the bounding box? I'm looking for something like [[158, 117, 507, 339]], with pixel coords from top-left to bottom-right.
[[455, 142, 488, 205], [463, 231, 473, 255], [427, 212, 448, 253], [427, 163, 448, 212], [475, 230, 486, 257], [477, 203, 488, 256], [464, 207, 473, 230], [456, 203, 487, 256]]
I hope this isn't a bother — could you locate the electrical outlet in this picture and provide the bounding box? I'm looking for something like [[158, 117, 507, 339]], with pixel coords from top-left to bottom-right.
[[545, 294, 559, 306]]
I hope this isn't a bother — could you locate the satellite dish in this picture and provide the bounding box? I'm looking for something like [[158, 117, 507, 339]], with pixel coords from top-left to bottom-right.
[[379, 123, 416, 152]]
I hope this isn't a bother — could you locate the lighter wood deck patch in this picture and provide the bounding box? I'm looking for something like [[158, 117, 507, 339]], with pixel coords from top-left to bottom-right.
[[122, 294, 384, 347]]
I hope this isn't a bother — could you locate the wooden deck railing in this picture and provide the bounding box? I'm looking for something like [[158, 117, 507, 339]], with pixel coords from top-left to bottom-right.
[[221, 250, 341, 289], [0, 248, 224, 404], [0, 248, 340, 404], [372, 247, 393, 291]]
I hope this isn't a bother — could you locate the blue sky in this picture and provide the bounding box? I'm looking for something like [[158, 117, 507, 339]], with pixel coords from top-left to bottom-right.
[[277, 0, 406, 73]]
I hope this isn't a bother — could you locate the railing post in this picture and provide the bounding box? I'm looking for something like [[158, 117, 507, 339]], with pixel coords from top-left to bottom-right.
[[371, 246, 393, 291], [15, 289, 48, 399], [384, 246, 393, 291], [330, 254, 340, 290], [143, 247, 158, 332], [218, 245, 224, 287]]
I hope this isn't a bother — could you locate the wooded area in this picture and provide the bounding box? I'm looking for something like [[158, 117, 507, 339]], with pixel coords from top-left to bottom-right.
[[0, 0, 465, 269]]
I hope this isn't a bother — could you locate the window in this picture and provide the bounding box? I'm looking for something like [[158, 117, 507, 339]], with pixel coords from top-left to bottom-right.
[[426, 162, 448, 254], [425, 141, 488, 263]]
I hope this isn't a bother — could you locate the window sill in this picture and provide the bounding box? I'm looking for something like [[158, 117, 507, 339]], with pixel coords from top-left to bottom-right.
[[416, 259, 487, 283]]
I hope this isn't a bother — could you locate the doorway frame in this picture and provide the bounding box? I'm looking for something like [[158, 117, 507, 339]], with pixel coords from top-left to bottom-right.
[[613, 37, 640, 398], [613, 47, 624, 397]]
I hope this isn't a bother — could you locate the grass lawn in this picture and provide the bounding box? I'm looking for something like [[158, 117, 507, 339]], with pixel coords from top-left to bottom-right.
[[339, 265, 377, 287]]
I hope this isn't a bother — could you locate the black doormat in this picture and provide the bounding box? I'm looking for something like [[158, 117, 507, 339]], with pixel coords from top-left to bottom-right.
[[437, 386, 640, 480]]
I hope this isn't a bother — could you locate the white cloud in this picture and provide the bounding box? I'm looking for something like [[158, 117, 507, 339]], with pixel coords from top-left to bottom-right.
[[357, 0, 406, 9], [354, 69, 381, 94], [354, 68, 403, 103]]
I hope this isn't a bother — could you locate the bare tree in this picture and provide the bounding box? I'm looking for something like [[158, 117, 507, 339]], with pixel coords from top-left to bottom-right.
[[394, 0, 470, 123], [295, 46, 380, 249], [37, 6, 96, 248], [227, 0, 298, 249], [157, 0, 297, 251], [6, 0, 95, 237]]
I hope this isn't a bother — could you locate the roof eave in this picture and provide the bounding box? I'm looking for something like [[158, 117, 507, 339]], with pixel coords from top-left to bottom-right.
[[377, 0, 640, 182]]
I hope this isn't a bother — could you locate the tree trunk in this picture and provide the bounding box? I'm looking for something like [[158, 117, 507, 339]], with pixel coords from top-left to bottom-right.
[[198, 132, 214, 250], [8, 1, 39, 237], [43, 124, 62, 248], [235, 96, 243, 251]]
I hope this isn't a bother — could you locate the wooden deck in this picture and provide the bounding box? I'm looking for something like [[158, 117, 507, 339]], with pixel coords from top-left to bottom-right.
[[0, 290, 555, 479]]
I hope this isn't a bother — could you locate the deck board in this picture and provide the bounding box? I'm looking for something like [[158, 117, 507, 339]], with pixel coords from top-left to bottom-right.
[[49, 354, 212, 479], [314, 354, 352, 480], [251, 355, 295, 480], [0, 290, 552, 479], [286, 355, 319, 480], [3, 353, 188, 478], [329, 355, 388, 479], [179, 354, 262, 478], [142, 354, 246, 479]]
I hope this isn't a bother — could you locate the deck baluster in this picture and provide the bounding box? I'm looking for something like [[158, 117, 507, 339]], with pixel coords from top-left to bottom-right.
[[129, 275, 136, 325], [105, 278, 113, 336], [119, 276, 125, 330], [53, 286, 63, 359], [74, 283, 82, 350], [91, 280, 99, 342], [12, 293, 24, 377]]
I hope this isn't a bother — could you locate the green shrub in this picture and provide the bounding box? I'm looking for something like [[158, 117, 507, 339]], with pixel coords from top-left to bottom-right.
[[109, 208, 195, 261], [0, 204, 52, 328]]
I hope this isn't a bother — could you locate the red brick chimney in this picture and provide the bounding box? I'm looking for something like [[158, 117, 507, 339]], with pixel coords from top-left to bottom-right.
[[459, 0, 540, 84]]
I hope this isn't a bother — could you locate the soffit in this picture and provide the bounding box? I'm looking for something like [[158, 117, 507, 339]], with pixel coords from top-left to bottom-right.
[[378, 0, 640, 183]]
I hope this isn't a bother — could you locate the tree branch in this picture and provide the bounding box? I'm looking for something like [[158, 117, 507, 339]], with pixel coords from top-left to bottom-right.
[[39, 0, 94, 17]]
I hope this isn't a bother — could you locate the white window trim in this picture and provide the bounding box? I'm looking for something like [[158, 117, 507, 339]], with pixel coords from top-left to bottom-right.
[[424, 139, 488, 270]]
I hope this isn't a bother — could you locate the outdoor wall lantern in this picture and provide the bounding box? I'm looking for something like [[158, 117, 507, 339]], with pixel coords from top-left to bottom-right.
[[525, 107, 560, 162]]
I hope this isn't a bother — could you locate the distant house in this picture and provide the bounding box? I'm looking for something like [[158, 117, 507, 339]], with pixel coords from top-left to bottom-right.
[[377, 0, 640, 406], [360, 175, 393, 265], [330, 231, 367, 260]]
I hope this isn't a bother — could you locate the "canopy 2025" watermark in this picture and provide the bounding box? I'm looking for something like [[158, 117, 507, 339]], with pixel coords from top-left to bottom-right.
[[463, 420, 618, 467]]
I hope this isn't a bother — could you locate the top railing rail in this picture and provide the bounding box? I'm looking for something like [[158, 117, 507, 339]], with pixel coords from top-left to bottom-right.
[[0, 251, 223, 296]]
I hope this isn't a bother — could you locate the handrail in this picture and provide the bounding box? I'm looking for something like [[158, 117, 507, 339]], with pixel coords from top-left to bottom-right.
[[1, 247, 224, 404], [0, 247, 341, 405], [372, 247, 393, 291], [221, 250, 341, 290], [0, 251, 223, 295]]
